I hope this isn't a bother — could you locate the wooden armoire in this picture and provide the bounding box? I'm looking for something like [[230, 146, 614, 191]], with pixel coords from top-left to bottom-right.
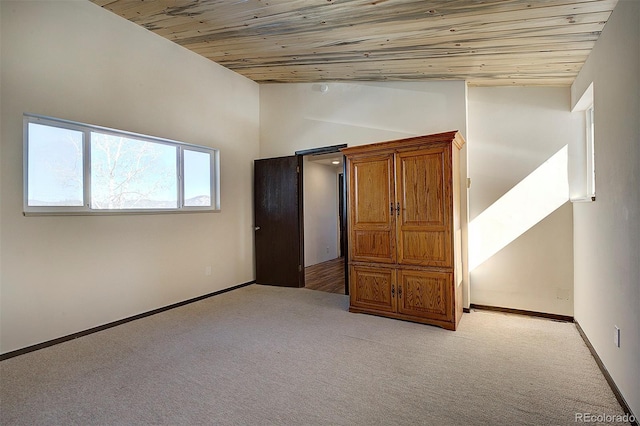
[[341, 131, 465, 330]]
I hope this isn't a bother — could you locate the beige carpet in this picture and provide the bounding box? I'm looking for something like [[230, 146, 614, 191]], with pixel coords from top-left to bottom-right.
[[0, 285, 626, 425]]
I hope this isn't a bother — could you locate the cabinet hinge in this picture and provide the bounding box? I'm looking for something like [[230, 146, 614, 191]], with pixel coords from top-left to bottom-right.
[[298, 264, 302, 272], [296, 166, 300, 173]]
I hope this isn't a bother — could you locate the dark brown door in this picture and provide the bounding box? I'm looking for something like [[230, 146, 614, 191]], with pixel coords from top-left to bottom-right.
[[338, 172, 345, 258], [254, 156, 304, 287]]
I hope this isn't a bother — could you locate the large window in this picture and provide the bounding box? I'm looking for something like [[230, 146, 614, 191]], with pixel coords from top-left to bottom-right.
[[24, 114, 219, 214]]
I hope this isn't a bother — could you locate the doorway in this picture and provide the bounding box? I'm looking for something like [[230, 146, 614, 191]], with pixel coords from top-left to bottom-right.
[[296, 146, 347, 295], [253, 146, 348, 294]]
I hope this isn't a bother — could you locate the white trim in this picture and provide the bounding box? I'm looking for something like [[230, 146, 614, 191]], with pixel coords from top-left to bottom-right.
[[572, 82, 594, 112]]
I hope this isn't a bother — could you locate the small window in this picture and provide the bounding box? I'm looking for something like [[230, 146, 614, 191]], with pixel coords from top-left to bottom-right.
[[585, 105, 596, 199], [24, 114, 220, 214], [570, 83, 596, 202]]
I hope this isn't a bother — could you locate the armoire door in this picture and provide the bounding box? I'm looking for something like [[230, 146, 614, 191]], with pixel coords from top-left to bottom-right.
[[396, 269, 453, 321], [395, 147, 452, 268], [350, 265, 396, 313], [349, 153, 396, 264]]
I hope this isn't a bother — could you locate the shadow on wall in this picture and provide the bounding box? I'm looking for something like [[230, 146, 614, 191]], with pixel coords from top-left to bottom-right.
[[469, 145, 569, 271]]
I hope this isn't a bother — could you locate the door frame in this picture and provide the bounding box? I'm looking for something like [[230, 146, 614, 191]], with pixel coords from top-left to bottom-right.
[[295, 144, 349, 295]]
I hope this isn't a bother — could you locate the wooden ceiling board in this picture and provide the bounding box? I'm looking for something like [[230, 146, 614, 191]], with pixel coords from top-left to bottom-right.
[[92, 0, 619, 86]]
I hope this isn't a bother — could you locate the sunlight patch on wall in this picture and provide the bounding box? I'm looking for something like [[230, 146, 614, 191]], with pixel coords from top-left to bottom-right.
[[469, 145, 569, 271]]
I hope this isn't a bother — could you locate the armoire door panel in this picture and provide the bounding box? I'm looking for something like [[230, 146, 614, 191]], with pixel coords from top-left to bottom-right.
[[353, 230, 394, 263], [399, 230, 450, 266], [350, 154, 395, 263], [397, 270, 452, 321], [396, 147, 452, 267], [397, 150, 446, 226], [352, 156, 393, 225], [350, 265, 396, 313]]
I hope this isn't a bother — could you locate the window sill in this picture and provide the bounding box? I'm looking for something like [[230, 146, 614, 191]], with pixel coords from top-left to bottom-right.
[[23, 208, 220, 217], [570, 196, 596, 203]]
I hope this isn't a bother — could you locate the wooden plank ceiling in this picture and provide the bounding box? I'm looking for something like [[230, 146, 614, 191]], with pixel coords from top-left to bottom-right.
[[92, 0, 618, 86]]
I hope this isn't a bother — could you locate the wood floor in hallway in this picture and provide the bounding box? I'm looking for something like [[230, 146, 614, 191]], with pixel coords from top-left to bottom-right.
[[304, 257, 345, 294]]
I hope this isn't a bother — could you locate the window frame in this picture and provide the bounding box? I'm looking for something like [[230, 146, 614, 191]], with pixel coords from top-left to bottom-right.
[[23, 114, 220, 215]]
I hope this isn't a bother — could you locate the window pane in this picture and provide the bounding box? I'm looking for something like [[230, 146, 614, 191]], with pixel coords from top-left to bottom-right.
[[27, 123, 84, 206], [184, 150, 212, 207], [90, 132, 177, 209]]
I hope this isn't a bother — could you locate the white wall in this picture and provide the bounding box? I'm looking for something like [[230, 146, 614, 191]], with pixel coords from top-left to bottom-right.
[[467, 87, 580, 316], [303, 158, 339, 266], [259, 81, 470, 304], [259, 82, 467, 158], [571, 0, 639, 416], [0, 1, 259, 354]]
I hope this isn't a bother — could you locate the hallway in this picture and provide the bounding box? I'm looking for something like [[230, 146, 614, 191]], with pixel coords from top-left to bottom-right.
[[304, 257, 345, 294]]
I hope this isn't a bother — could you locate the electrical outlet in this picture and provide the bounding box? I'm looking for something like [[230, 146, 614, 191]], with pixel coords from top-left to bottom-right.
[[556, 288, 571, 301], [614, 326, 621, 348], [205, 266, 212, 276]]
